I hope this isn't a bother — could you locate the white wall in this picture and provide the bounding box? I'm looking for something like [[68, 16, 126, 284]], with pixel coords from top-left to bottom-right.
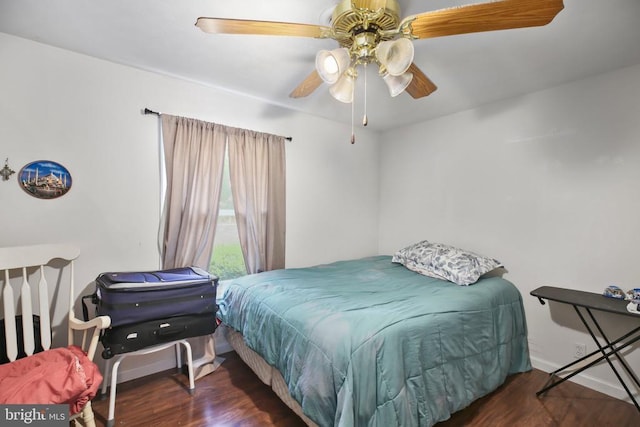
[[0, 32, 380, 380], [3, 30, 639, 402], [378, 63, 640, 402]]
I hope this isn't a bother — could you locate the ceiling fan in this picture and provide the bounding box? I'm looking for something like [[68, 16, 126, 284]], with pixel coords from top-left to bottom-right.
[[196, 0, 564, 103]]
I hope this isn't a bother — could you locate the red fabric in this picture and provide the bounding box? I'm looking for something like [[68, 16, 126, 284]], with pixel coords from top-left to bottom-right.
[[0, 345, 102, 415]]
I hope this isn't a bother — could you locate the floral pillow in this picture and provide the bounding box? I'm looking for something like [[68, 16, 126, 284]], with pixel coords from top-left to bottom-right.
[[392, 240, 503, 286]]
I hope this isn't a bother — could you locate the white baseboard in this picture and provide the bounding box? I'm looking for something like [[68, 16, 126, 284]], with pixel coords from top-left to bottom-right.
[[530, 355, 634, 404], [115, 352, 179, 384]]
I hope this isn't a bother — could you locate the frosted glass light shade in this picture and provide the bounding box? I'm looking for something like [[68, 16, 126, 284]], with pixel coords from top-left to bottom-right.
[[316, 48, 351, 84], [382, 72, 413, 97], [329, 72, 356, 103], [375, 38, 414, 76]]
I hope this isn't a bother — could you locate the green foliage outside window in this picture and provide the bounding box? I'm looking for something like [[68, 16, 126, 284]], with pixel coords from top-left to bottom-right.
[[210, 242, 246, 280], [209, 153, 247, 281]]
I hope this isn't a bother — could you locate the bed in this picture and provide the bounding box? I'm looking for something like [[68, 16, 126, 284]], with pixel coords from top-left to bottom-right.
[[218, 250, 531, 427]]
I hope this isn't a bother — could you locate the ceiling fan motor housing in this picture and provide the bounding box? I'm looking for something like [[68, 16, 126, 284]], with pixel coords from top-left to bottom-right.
[[332, 0, 401, 63]]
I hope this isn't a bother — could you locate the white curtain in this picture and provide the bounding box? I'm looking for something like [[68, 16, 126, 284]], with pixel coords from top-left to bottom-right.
[[160, 115, 227, 270], [227, 129, 286, 274], [160, 114, 226, 379]]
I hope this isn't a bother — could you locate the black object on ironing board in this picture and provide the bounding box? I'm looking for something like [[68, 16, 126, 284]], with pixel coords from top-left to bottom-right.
[[99, 313, 216, 359]]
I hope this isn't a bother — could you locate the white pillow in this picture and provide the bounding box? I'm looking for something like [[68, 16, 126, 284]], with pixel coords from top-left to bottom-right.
[[392, 240, 503, 286]]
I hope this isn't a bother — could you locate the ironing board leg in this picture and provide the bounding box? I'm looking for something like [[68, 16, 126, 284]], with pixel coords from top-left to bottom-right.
[[101, 358, 111, 396], [175, 341, 182, 368], [179, 339, 196, 394], [107, 355, 124, 427]]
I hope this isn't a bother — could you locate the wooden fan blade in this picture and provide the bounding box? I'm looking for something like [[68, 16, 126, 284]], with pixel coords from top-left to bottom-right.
[[196, 17, 331, 38], [405, 63, 437, 99], [406, 0, 564, 39], [289, 70, 324, 98]]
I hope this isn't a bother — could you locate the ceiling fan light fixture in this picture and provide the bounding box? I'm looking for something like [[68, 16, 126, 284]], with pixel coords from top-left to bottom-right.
[[382, 71, 413, 97], [329, 70, 356, 103], [375, 38, 414, 76], [316, 48, 351, 84]]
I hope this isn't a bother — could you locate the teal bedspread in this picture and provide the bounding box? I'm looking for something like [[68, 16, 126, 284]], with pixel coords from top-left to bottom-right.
[[218, 256, 531, 427]]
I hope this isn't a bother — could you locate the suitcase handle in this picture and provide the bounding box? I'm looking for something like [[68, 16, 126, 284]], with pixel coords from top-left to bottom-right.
[[81, 294, 98, 321], [157, 323, 185, 337]]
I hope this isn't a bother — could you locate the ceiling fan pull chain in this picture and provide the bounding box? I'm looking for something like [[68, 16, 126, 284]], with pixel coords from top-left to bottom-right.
[[351, 86, 356, 144], [362, 63, 368, 127]]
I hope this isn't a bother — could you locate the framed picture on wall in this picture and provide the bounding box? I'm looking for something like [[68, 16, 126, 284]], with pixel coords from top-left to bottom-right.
[[18, 160, 72, 199]]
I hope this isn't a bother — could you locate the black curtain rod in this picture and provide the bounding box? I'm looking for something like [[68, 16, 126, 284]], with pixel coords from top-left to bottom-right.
[[143, 108, 292, 141]]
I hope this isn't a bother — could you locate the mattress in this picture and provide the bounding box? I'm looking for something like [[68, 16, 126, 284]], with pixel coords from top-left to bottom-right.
[[218, 255, 531, 426]]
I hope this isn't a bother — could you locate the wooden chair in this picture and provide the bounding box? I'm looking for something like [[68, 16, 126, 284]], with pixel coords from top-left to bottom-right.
[[0, 244, 110, 427]]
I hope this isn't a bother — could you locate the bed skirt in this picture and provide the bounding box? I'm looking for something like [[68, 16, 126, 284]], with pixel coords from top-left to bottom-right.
[[226, 327, 318, 426]]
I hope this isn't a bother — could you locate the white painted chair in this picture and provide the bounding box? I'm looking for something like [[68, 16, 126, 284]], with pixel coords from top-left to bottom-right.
[[0, 244, 110, 427]]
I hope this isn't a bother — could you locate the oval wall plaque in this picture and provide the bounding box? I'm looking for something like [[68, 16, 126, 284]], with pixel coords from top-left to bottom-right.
[[18, 160, 72, 199]]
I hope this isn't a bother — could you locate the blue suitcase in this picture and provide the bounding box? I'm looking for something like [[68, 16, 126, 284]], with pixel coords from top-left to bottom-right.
[[87, 267, 218, 327]]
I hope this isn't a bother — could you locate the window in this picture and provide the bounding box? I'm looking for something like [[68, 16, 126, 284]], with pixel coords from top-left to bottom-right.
[[209, 150, 247, 280]]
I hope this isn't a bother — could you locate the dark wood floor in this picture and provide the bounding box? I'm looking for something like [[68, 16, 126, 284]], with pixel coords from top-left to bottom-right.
[[91, 351, 639, 427]]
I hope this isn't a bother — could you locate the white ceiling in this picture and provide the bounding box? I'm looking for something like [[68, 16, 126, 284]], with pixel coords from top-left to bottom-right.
[[1, 0, 639, 131]]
